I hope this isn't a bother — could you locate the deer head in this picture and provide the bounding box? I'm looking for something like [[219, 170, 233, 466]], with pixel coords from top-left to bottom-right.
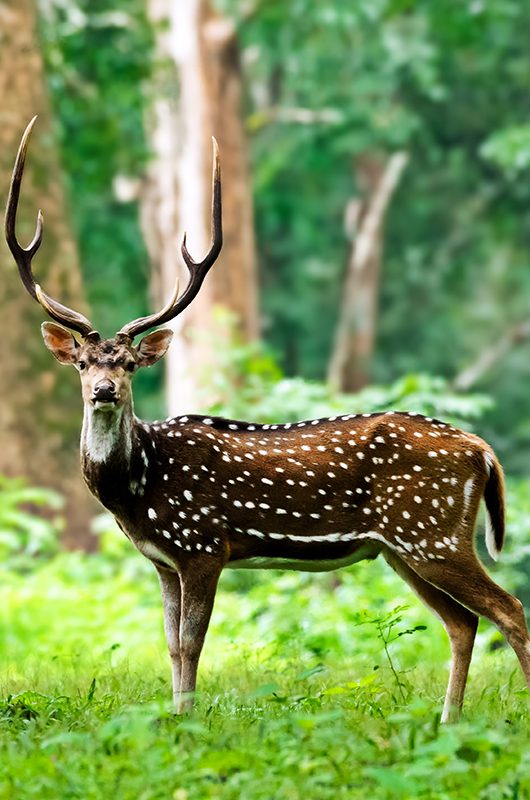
[[5, 117, 222, 412], [39, 324, 174, 411]]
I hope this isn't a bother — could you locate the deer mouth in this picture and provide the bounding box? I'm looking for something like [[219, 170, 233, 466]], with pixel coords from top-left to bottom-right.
[[92, 398, 119, 410], [91, 391, 119, 410]]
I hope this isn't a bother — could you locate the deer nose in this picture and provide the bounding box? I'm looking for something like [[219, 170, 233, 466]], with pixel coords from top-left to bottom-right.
[[92, 381, 117, 404]]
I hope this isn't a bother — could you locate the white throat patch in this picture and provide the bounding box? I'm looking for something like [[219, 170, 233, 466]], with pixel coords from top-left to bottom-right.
[[82, 405, 130, 464]]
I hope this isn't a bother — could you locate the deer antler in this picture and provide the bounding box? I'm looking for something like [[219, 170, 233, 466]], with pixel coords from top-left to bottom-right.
[[119, 137, 222, 340], [5, 117, 95, 338]]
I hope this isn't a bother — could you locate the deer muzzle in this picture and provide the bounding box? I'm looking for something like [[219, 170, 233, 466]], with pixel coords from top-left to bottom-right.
[[92, 380, 118, 407]]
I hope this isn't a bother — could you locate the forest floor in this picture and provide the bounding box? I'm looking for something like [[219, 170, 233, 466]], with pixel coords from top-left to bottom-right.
[[1, 550, 529, 799]]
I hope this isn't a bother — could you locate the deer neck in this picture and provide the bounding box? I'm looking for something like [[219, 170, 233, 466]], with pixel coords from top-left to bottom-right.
[[81, 397, 142, 511], [81, 397, 134, 471]]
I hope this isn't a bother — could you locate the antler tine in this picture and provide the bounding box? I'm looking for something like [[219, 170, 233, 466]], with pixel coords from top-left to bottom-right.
[[5, 117, 43, 299], [181, 136, 222, 275], [120, 137, 222, 340], [5, 117, 95, 338]]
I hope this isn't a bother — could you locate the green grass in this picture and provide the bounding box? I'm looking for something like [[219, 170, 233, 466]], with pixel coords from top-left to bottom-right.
[[1, 550, 529, 799]]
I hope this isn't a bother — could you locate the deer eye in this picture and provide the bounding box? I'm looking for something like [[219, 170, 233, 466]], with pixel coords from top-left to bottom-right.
[[125, 361, 136, 373], [78, 360, 86, 371]]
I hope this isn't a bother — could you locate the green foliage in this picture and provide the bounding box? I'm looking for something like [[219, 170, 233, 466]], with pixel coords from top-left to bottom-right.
[[38, 0, 153, 329], [205, 320, 493, 426], [482, 125, 530, 177], [211, 370, 492, 429], [0, 476, 62, 568], [0, 677, 528, 799], [216, 0, 530, 471], [7, 6, 530, 789], [38, 0, 161, 415], [0, 545, 529, 798], [36, 0, 530, 470], [1, 391, 529, 796]]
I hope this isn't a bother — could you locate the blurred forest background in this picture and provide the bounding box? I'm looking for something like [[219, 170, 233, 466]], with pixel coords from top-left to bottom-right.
[[1, 2, 530, 794], [2, 0, 530, 554]]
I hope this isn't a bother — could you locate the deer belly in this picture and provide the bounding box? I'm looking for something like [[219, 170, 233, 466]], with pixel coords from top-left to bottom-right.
[[227, 543, 379, 572]]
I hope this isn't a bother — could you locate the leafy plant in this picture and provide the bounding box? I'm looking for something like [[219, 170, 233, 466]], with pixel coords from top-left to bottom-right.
[[0, 476, 63, 567], [204, 314, 493, 428], [482, 125, 530, 177], [1, 474, 528, 797], [371, 605, 427, 703]]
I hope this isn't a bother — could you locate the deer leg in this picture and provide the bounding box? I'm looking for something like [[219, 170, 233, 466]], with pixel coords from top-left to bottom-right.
[[383, 550, 478, 723], [156, 566, 182, 709], [409, 554, 530, 694], [177, 561, 222, 713]]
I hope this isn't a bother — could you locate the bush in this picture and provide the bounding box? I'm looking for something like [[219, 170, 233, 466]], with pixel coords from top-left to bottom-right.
[[0, 476, 63, 570], [203, 314, 492, 428]]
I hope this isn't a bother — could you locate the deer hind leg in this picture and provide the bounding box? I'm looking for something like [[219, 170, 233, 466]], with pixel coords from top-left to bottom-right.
[[406, 552, 530, 696], [383, 550, 478, 723]]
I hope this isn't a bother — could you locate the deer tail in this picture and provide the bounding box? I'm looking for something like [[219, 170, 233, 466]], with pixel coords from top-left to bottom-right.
[[483, 450, 505, 561]]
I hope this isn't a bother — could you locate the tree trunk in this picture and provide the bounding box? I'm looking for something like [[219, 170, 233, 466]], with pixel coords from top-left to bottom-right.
[[141, 0, 259, 414], [0, 0, 96, 549], [328, 152, 408, 393]]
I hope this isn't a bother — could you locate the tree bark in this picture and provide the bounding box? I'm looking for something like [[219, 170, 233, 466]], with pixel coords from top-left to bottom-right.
[[328, 151, 408, 393], [0, 0, 96, 549], [141, 0, 259, 414]]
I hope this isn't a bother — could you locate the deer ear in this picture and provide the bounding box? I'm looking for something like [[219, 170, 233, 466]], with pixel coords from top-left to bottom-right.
[[136, 329, 173, 367], [41, 322, 79, 365]]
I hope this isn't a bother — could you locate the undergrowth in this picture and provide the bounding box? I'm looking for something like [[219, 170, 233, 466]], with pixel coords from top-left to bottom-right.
[[1, 547, 529, 799]]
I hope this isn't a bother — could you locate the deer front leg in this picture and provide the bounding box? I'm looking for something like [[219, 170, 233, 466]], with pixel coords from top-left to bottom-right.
[[177, 560, 222, 713], [156, 566, 183, 709]]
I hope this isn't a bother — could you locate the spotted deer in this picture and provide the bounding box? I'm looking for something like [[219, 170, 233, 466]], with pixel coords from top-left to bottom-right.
[[6, 118, 530, 721]]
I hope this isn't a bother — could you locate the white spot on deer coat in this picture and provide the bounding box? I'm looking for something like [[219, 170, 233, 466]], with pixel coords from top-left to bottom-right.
[[463, 477, 474, 511]]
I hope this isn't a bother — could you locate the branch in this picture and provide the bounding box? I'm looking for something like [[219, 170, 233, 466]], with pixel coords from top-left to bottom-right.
[[352, 151, 409, 275], [247, 106, 344, 131], [452, 318, 530, 391]]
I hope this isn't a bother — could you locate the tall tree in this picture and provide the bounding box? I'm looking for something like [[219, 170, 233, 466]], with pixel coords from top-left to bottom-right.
[[328, 152, 408, 392], [0, 0, 95, 548], [141, 0, 259, 414]]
